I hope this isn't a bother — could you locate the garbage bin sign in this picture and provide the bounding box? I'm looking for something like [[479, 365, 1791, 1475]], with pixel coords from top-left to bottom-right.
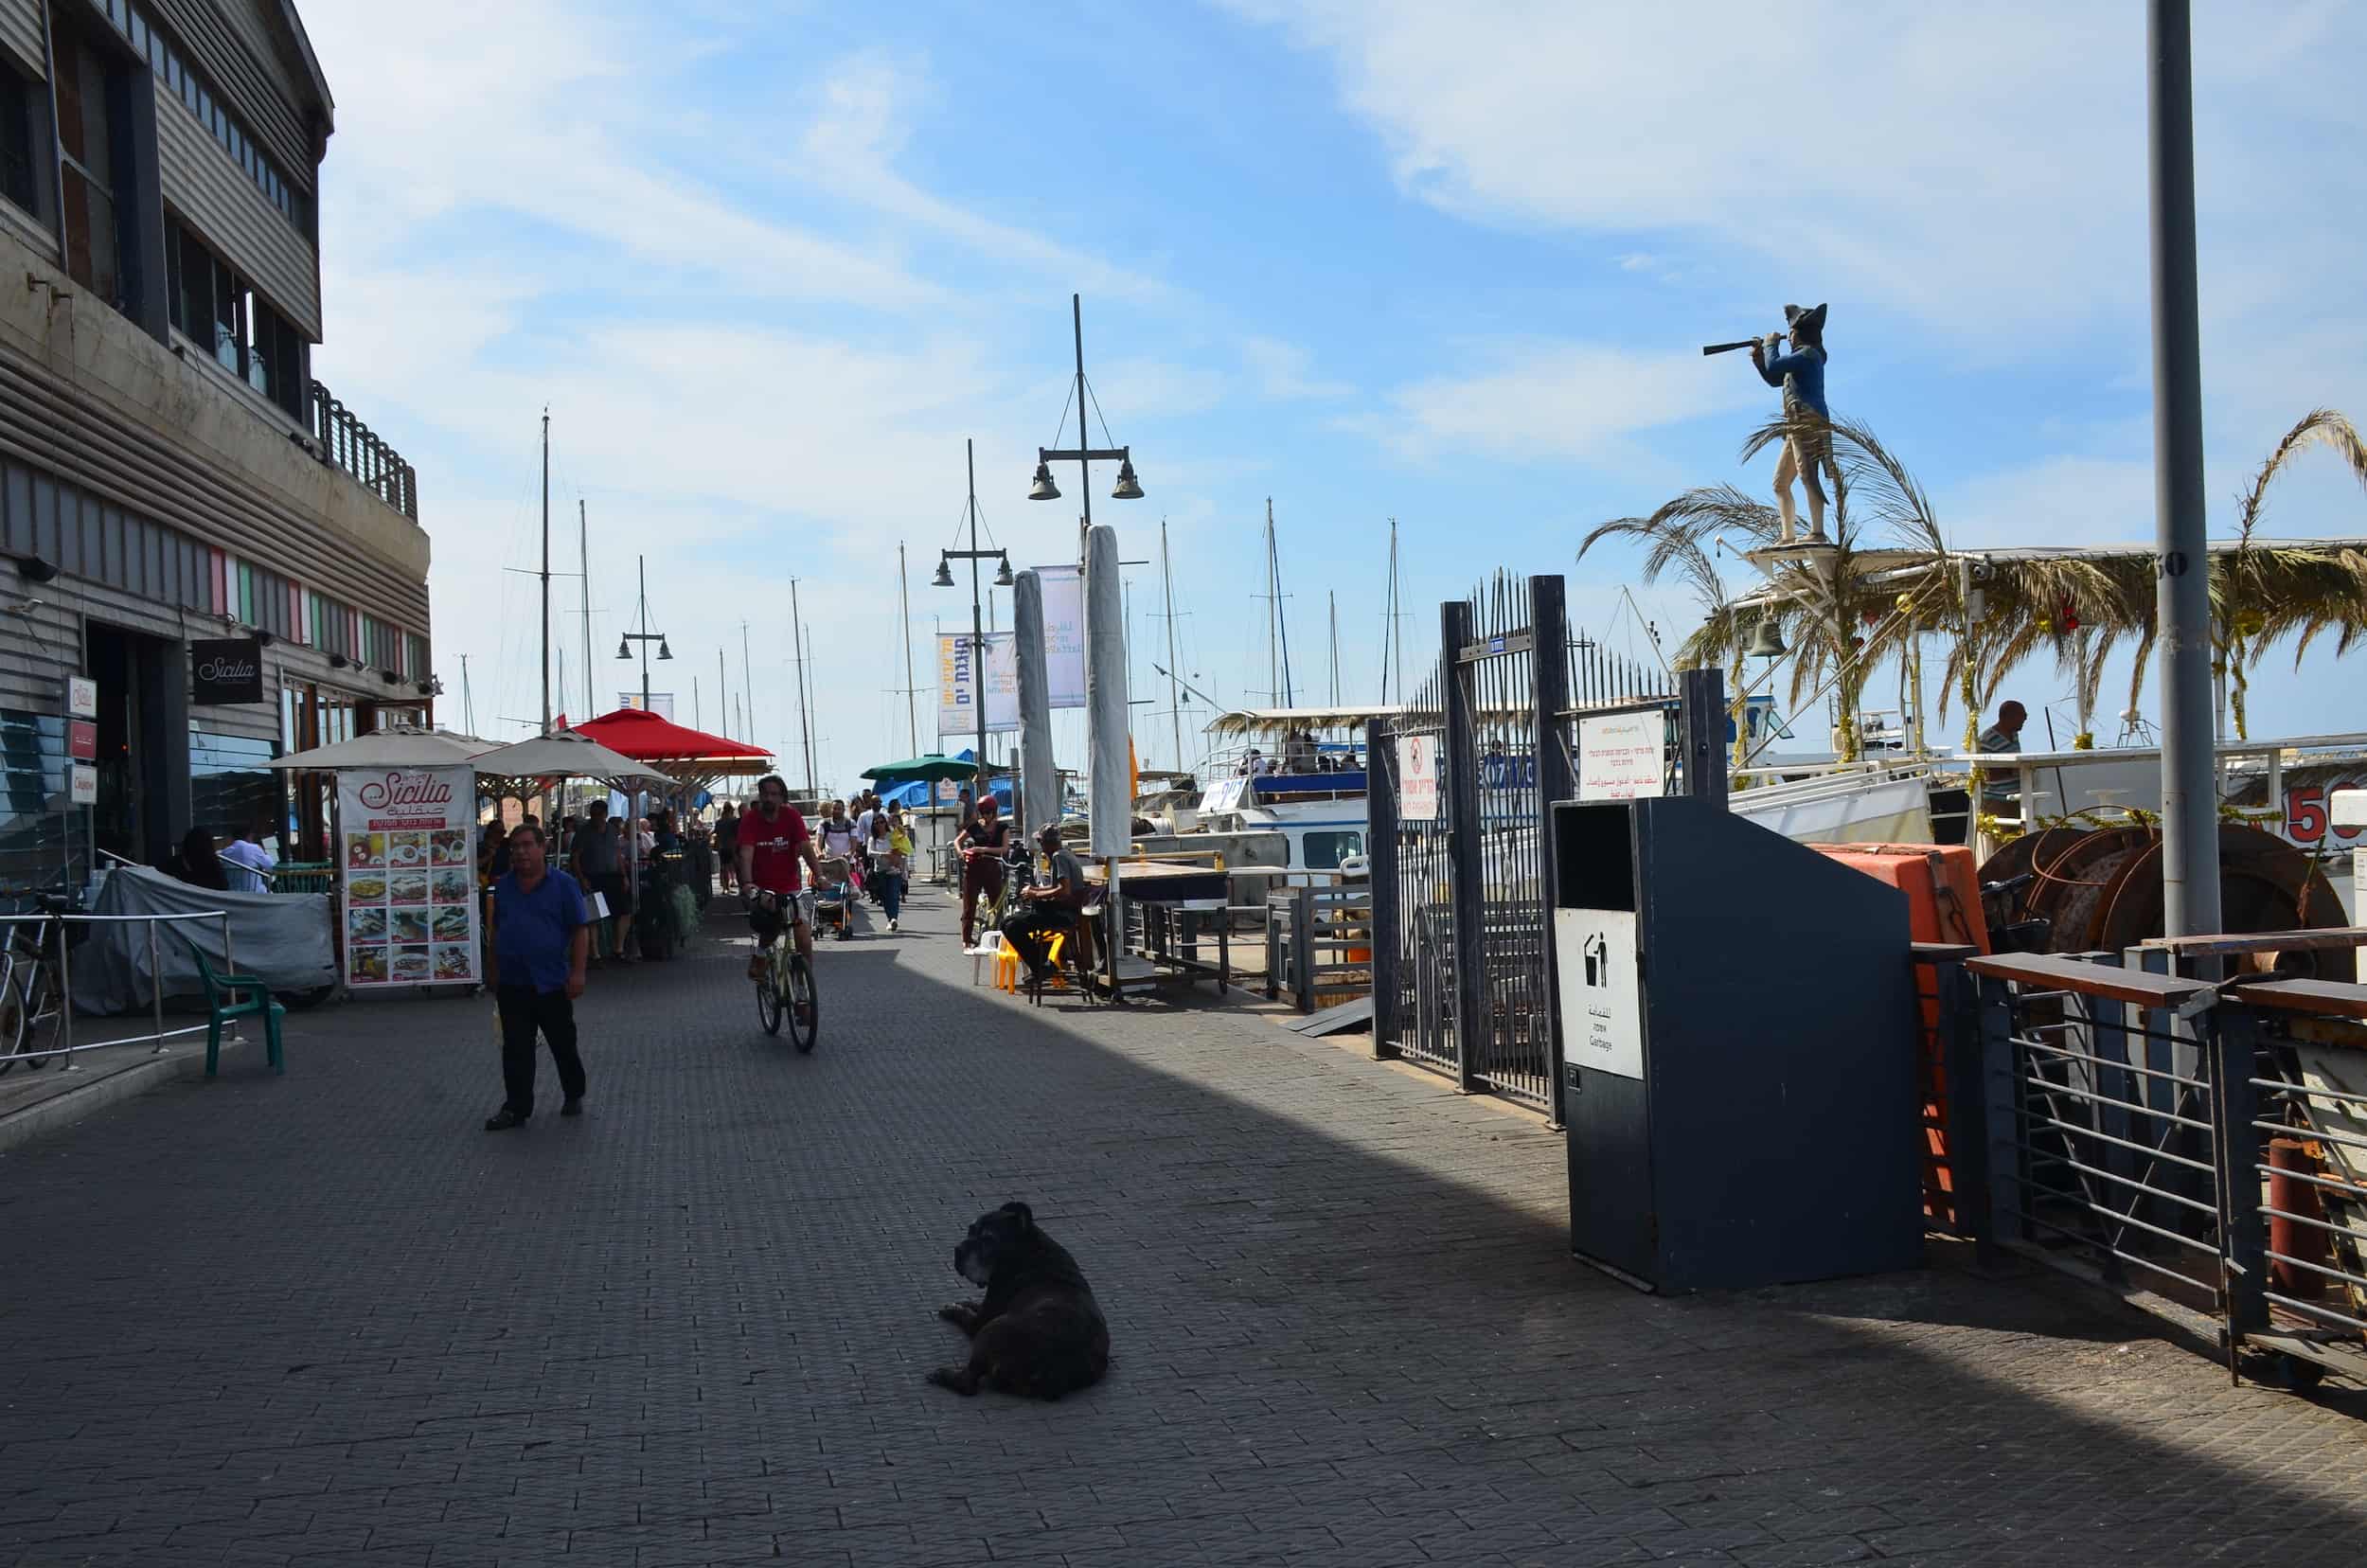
[[1554, 908, 1641, 1079], [1398, 733, 1440, 822]]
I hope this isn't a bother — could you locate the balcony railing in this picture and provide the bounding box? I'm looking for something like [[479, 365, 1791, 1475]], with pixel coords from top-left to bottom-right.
[[309, 380, 419, 521]]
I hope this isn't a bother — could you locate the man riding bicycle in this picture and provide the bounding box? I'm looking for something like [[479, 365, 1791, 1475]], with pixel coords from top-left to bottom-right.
[[736, 775, 830, 1000]]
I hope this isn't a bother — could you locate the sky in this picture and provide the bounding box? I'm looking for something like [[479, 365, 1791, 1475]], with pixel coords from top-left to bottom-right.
[[300, 0, 2367, 784]]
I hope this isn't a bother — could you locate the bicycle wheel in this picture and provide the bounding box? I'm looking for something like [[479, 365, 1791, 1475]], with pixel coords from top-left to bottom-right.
[[785, 953, 818, 1054], [0, 969, 24, 1076], [756, 955, 783, 1036]]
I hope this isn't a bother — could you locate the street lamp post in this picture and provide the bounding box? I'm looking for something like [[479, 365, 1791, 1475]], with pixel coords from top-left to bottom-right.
[[1027, 293, 1144, 565], [615, 552, 672, 712], [935, 439, 1013, 809]]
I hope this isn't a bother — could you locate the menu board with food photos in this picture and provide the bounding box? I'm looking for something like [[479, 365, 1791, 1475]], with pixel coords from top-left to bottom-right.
[[337, 767, 478, 988]]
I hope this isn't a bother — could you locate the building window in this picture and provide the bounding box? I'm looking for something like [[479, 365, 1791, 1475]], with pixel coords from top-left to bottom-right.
[[0, 57, 45, 222], [99, 2, 310, 235], [165, 219, 307, 420], [51, 9, 131, 310]]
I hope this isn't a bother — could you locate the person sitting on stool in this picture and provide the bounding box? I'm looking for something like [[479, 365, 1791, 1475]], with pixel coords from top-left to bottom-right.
[[1001, 823, 1087, 985]]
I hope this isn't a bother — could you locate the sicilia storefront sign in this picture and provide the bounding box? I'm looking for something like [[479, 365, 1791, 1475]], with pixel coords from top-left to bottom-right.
[[190, 637, 266, 704]]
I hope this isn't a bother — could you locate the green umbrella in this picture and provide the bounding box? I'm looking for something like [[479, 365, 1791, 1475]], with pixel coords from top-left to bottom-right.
[[860, 754, 1010, 784]]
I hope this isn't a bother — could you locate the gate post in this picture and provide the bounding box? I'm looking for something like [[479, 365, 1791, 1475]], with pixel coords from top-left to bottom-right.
[[1443, 598, 1486, 1094], [1679, 666, 1729, 807], [1367, 716, 1401, 1060], [1528, 577, 1572, 1126]]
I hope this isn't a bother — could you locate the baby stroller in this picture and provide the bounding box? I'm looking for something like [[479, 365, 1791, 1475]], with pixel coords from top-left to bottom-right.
[[811, 856, 854, 941]]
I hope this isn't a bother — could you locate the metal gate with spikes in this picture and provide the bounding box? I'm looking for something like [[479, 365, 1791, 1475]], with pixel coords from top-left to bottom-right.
[[1370, 572, 1689, 1119]]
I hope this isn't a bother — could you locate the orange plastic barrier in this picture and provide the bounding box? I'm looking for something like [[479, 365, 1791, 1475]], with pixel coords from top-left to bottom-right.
[[1811, 844, 1990, 1232]]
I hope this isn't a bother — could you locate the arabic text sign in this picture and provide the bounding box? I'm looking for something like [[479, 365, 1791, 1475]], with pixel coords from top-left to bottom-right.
[[1397, 733, 1440, 822], [336, 765, 480, 989], [1577, 710, 1666, 802]]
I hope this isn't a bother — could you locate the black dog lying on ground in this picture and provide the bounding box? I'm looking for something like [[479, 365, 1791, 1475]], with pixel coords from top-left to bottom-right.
[[928, 1202, 1110, 1399]]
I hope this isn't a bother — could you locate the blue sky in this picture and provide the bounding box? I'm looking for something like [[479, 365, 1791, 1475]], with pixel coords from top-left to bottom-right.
[[302, 0, 2367, 780]]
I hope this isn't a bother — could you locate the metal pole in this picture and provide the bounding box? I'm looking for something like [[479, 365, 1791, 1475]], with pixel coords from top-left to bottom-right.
[[1161, 519, 1183, 773], [968, 437, 988, 801], [790, 582, 814, 793], [718, 648, 727, 738], [148, 917, 165, 1055], [899, 543, 919, 755], [740, 622, 756, 757], [1073, 294, 1093, 558], [56, 909, 76, 1070], [578, 499, 594, 722], [1441, 598, 1486, 1096], [2148, 0, 2220, 942], [540, 411, 550, 735], [1528, 577, 1573, 1123], [1367, 715, 1400, 1061], [636, 555, 651, 711]]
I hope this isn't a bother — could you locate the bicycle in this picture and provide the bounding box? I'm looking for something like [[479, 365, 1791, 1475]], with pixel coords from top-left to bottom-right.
[[0, 891, 68, 1076], [749, 888, 819, 1053]]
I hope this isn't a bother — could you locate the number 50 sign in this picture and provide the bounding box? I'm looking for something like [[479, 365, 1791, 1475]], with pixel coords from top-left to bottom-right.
[[2283, 782, 2364, 846]]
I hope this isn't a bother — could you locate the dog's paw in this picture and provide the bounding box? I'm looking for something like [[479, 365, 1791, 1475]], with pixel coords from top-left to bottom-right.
[[925, 1365, 978, 1396], [937, 1302, 979, 1328]]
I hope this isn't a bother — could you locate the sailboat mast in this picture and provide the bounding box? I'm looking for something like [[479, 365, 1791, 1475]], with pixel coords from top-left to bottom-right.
[[1264, 499, 1278, 704], [578, 499, 593, 722], [1161, 518, 1183, 774], [1269, 500, 1295, 707], [740, 621, 756, 756], [1380, 517, 1403, 703], [717, 649, 728, 739], [460, 653, 474, 737], [1328, 591, 1339, 706], [539, 410, 550, 734], [789, 583, 815, 793]]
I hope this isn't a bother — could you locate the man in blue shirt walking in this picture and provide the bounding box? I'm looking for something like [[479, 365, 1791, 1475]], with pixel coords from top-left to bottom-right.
[[485, 822, 591, 1131]]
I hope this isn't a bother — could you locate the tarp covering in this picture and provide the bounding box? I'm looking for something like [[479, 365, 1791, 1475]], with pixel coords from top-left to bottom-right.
[[1013, 569, 1058, 835], [66, 867, 337, 1017], [1084, 525, 1130, 858]]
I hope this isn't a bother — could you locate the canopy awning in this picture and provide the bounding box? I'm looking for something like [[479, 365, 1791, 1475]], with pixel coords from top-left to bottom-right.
[[569, 706, 771, 776], [467, 728, 672, 788], [861, 753, 1010, 784], [271, 727, 488, 771], [1203, 704, 1408, 737]]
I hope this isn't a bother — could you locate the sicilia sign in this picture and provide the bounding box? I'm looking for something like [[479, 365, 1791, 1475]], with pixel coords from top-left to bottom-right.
[[190, 637, 266, 704]]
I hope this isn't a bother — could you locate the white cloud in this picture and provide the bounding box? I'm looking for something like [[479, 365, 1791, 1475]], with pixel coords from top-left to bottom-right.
[[1242, 336, 1352, 400], [1361, 340, 1760, 462], [1226, 1, 2367, 336]]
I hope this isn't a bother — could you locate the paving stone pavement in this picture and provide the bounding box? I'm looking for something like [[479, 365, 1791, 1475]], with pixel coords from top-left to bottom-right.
[[2, 883, 2365, 1567]]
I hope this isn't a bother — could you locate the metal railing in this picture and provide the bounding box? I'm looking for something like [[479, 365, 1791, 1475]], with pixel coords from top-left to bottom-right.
[[309, 380, 419, 521], [1959, 939, 2367, 1389], [1262, 884, 1373, 1014], [2, 907, 240, 1069]]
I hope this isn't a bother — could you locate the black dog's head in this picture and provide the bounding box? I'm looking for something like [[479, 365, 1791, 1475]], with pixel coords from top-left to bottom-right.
[[952, 1201, 1040, 1287]]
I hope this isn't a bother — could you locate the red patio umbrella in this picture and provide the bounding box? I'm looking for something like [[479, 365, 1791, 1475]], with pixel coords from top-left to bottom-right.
[[572, 706, 770, 766]]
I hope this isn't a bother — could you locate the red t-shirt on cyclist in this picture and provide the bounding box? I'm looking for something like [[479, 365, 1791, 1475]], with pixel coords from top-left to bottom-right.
[[739, 806, 811, 894]]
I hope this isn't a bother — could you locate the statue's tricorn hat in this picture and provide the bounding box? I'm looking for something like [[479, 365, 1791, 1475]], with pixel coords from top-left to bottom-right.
[[1783, 302, 1828, 339]]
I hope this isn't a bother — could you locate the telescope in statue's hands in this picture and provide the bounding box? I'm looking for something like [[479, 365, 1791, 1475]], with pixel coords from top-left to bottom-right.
[[1702, 333, 1781, 356]]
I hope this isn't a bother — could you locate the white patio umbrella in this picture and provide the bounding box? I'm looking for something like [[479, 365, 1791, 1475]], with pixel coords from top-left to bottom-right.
[[466, 728, 671, 789], [269, 726, 489, 772]]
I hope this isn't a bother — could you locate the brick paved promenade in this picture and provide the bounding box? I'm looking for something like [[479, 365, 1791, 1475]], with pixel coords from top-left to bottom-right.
[[3, 884, 2364, 1566]]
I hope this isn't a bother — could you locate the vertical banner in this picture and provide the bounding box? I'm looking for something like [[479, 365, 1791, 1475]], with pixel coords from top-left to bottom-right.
[[935, 632, 1020, 736], [1034, 564, 1087, 708], [337, 766, 479, 989]]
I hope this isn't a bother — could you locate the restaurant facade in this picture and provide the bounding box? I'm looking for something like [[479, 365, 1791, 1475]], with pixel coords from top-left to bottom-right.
[[0, 0, 430, 883]]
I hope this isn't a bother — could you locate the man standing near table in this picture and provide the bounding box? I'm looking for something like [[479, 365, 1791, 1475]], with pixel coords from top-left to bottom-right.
[[485, 822, 590, 1131]]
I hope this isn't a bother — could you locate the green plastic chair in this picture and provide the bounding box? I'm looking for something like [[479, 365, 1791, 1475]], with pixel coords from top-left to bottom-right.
[[180, 937, 286, 1078]]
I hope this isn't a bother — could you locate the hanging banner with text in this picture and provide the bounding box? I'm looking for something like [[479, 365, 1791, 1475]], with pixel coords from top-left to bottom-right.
[[1034, 564, 1087, 709], [618, 691, 676, 720], [936, 632, 1020, 737], [337, 766, 479, 989], [1577, 709, 1668, 802]]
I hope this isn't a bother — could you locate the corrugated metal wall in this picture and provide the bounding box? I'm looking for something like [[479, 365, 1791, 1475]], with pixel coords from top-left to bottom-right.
[[154, 81, 320, 338], [0, 0, 44, 79], [150, 0, 313, 180]]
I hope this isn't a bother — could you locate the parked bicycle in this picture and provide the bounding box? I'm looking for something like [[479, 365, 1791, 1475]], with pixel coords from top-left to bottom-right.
[[0, 889, 70, 1075], [749, 888, 819, 1052]]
